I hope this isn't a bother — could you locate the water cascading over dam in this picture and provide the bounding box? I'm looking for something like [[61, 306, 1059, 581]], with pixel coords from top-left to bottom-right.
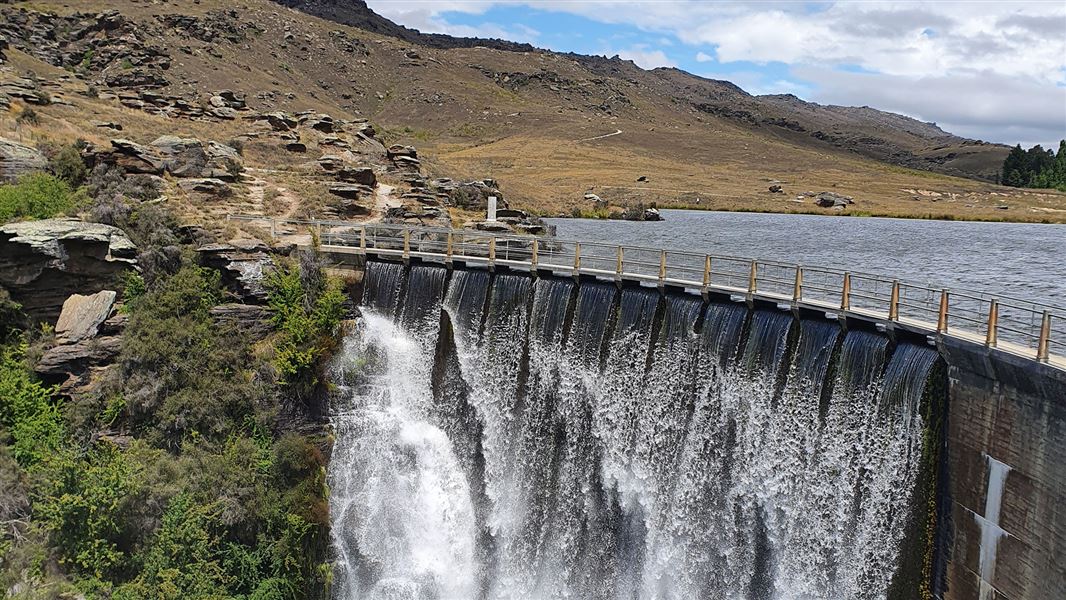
[[328, 260, 943, 600]]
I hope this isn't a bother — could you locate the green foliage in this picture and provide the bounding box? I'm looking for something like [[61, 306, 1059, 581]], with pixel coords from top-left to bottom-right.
[[120, 259, 256, 446], [0, 173, 81, 223], [113, 494, 229, 600], [0, 342, 62, 467], [34, 443, 140, 579], [122, 270, 147, 311], [265, 255, 346, 394], [1001, 139, 1066, 189], [49, 143, 89, 187], [0, 232, 334, 598]]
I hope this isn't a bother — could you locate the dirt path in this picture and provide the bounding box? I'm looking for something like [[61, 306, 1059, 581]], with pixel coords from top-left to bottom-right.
[[576, 129, 622, 142], [373, 183, 400, 220]]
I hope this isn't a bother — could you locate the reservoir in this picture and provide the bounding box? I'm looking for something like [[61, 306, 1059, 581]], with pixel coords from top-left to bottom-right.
[[546, 210, 1066, 307]]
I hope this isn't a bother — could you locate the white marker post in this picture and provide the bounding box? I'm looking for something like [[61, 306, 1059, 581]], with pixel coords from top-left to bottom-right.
[[487, 195, 498, 222]]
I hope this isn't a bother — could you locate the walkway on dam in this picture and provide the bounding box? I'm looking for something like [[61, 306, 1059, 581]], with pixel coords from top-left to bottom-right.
[[228, 215, 1066, 371]]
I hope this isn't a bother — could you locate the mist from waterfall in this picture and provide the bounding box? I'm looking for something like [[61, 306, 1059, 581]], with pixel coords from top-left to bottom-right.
[[328, 261, 940, 600]]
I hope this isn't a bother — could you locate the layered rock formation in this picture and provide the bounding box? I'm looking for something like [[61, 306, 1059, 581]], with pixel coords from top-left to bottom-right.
[[0, 219, 136, 321]]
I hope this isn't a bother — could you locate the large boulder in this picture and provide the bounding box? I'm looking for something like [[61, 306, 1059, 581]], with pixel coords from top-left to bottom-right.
[[101, 139, 166, 174], [55, 290, 117, 343], [0, 137, 48, 182], [0, 219, 136, 321], [815, 191, 855, 208]]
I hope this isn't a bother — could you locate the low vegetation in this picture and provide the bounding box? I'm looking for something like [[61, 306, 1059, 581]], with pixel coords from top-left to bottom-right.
[[0, 172, 83, 222], [0, 195, 343, 597]]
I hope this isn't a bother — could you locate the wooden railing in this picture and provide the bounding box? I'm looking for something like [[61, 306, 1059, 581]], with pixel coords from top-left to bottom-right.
[[228, 215, 1066, 368]]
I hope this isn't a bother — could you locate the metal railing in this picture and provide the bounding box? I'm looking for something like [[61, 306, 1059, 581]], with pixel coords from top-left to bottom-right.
[[228, 215, 1066, 368]]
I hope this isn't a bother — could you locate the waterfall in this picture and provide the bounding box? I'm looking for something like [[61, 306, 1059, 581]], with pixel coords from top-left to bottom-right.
[[329, 263, 943, 600]]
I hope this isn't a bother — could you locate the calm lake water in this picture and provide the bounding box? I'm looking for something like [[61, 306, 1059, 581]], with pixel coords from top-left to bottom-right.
[[545, 210, 1066, 307]]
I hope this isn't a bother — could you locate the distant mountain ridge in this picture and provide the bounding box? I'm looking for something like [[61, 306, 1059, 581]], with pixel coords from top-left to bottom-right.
[[272, 0, 1007, 182]]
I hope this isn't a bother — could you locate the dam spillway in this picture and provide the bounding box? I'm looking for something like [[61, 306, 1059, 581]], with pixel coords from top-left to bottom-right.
[[327, 260, 946, 600]]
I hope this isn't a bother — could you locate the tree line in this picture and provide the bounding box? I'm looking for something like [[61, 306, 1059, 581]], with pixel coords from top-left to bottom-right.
[[1001, 140, 1066, 190]]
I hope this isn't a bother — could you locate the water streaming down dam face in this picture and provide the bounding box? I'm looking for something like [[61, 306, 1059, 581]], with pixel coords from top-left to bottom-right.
[[329, 261, 943, 600]]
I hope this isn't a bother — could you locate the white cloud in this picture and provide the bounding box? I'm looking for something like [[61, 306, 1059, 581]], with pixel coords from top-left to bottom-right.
[[793, 66, 1066, 147], [695, 51, 713, 63]]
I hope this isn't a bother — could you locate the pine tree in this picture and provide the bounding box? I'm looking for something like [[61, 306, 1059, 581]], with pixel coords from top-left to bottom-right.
[[1001, 145, 1027, 187]]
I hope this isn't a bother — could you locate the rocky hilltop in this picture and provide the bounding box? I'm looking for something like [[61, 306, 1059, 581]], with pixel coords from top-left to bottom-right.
[[0, 0, 1063, 223]]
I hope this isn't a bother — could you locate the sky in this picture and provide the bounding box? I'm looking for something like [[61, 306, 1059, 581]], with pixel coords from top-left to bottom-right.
[[365, 0, 1066, 148]]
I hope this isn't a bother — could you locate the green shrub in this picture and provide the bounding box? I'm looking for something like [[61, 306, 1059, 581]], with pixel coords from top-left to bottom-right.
[[0, 173, 81, 222], [265, 254, 345, 394], [121, 260, 258, 446], [113, 494, 229, 600], [0, 341, 62, 467], [49, 143, 89, 187], [34, 442, 141, 579]]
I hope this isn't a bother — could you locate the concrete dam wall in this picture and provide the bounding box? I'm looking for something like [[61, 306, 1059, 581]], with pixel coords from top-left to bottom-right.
[[326, 257, 1065, 600]]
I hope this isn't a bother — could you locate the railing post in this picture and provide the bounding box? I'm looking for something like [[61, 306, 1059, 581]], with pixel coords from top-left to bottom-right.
[[702, 255, 711, 293], [531, 238, 539, 269], [792, 266, 803, 302], [658, 250, 667, 287], [937, 289, 949, 333], [1037, 311, 1052, 362], [402, 229, 411, 260], [573, 242, 581, 276], [985, 299, 999, 348], [359, 226, 366, 253], [446, 232, 453, 261], [489, 237, 497, 268], [748, 260, 757, 295], [841, 273, 851, 310], [889, 280, 900, 321], [270, 218, 277, 242], [616, 246, 624, 280]]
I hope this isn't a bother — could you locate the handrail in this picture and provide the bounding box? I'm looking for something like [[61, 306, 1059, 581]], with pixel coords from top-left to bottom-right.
[[227, 214, 1066, 368]]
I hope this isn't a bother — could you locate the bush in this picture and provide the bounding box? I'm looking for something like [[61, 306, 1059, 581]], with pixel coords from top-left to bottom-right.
[[16, 107, 39, 125], [120, 259, 259, 447], [0, 173, 81, 222], [0, 341, 63, 467], [34, 442, 140, 579], [49, 142, 89, 187], [265, 253, 346, 395]]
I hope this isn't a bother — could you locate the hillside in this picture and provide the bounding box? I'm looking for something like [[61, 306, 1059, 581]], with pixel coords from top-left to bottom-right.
[[1, 0, 1065, 225]]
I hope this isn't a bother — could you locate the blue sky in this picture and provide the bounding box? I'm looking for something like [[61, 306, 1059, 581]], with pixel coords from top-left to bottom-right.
[[366, 1, 1066, 148]]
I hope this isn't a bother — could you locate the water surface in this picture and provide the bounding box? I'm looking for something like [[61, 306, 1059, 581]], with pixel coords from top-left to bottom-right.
[[546, 210, 1066, 306]]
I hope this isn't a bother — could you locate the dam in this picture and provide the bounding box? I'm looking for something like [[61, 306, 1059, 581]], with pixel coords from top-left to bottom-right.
[[230, 217, 1066, 599]]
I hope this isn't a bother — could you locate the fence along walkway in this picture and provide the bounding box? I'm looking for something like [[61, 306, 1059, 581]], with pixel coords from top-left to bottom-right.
[[229, 215, 1066, 370]]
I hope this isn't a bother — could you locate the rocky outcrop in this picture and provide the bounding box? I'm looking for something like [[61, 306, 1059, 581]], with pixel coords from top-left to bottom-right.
[[178, 178, 231, 195], [152, 136, 243, 181], [197, 239, 276, 304], [0, 8, 171, 89], [35, 333, 123, 390], [0, 219, 136, 321], [54, 290, 117, 343], [0, 137, 47, 182], [97, 139, 166, 174], [433, 179, 504, 210], [0, 77, 51, 105], [813, 191, 855, 208], [387, 144, 420, 172], [89, 137, 242, 180]]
